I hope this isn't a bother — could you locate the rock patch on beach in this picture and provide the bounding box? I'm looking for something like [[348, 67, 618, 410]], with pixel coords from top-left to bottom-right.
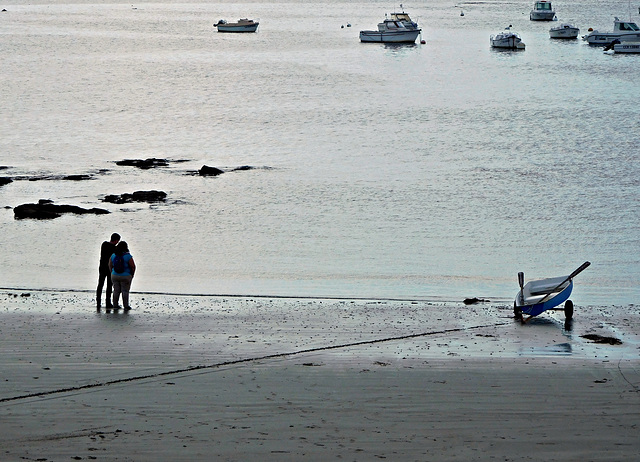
[[581, 334, 622, 345], [14, 199, 110, 220], [103, 190, 167, 204], [0, 177, 12, 187]]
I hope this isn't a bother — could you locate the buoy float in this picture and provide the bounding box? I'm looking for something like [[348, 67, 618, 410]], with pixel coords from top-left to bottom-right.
[[420, 39, 426, 44]]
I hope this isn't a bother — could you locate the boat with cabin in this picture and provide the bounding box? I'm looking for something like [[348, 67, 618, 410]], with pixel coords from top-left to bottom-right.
[[530, 1, 556, 21], [549, 23, 580, 39], [214, 18, 259, 33], [360, 12, 422, 43], [583, 17, 640, 45], [490, 26, 525, 49]]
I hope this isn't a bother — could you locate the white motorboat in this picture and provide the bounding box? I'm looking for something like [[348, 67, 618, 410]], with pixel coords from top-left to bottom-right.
[[214, 18, 259, 33], [360, 14, 422, 43], [583, 17, 640, 45], [549, 23, 580, 39], [530, 1, 556, 21], [490, 26, 525, 49]]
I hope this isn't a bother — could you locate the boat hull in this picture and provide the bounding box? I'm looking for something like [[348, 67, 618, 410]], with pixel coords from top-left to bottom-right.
[[359, 29, 421, 43], [216, 24, 259, 33], [549, 27, 579, 39], [491, 37, 525, 49], [515, 280, 573, 317], [530, 11, 556, 21], [613, 41, 640, 53], [584, 31, 640, 45]]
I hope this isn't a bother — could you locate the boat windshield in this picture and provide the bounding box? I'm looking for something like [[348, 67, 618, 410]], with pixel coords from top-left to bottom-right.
[[536, 2, 552, 10], [619, 22, 640, 31]]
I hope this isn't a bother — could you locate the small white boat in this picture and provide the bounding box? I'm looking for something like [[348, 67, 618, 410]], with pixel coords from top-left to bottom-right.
[[549, 23, 580, 39], [583, 17, 640, 45], [530, 1, 556, 21], [490, 26, 525, 49], [214, 18, 259, 33], [360, 14, 422, 43]]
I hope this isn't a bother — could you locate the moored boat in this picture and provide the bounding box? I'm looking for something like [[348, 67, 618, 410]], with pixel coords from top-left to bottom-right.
[[549, 23, 580, 39], [530, 0, 556, 21], [490, 26, 525, 49], [360, 13, 422, 43], [582, 17, 640, 45], [214, 18, 259, 33]]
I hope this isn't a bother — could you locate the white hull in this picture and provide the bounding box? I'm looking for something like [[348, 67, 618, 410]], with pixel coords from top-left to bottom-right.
[[491, 35, 525, 49], [530, 11, 556, 21], [585, 31, 640, 45], [359, 29, 421, 43], [216, 24, 259, 33], [613, 41, 640, 53], [549, 25, 579, 39]]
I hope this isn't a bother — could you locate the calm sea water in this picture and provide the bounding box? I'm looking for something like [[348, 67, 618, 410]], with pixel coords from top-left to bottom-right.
[[1, 0, 639, 306]]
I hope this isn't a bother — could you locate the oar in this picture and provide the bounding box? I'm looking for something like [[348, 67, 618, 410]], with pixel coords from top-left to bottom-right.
[[536, 261, 591, 305], [517, 271, 525, 305]]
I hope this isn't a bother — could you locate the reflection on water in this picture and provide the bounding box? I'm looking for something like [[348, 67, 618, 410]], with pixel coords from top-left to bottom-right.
[[519, 342, 573, 356], [518, 315, 574, 356]]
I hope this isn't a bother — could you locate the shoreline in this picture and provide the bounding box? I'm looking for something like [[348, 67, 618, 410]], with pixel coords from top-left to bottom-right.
[[1, 290, 638, 460]]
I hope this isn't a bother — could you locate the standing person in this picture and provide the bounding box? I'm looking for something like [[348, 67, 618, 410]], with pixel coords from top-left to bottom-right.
[[109, 241, 136, 311], [96, 233, 120, 310]]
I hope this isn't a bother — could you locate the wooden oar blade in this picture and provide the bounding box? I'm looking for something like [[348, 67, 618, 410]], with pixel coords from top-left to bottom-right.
[[568, 261, 591, 280]]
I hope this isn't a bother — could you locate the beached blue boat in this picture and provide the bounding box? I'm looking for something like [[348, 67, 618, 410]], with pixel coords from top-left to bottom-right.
[[514, 261, 590, 322]]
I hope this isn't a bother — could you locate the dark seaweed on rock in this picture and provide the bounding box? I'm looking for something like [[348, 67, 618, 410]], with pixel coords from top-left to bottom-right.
[[62, 174, 94, 181], [116, 158, 169, 169], [115, 158, 188, 169], [103, 190, 167, 204], [14, 199, 110, 220], [12, 174, 94, 182]]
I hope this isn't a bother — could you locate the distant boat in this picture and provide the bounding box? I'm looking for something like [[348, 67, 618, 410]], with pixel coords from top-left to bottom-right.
[[214, 18, 259, 33], [582, 17, 640, 45], [530, 1, 556, 21], [360, 11, 421, 43], [549, 23, 580, 39], [490, 26, 525, 49]]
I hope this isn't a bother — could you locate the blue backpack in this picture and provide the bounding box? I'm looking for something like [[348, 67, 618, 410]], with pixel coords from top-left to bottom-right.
[[113, 254, 126, 273]]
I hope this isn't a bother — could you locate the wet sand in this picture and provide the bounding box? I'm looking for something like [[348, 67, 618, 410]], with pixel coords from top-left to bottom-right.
[[1, 290, 639, 461]]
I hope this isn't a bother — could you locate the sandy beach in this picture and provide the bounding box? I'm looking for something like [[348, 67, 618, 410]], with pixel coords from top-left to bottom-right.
[[1, 290, 638, 461]]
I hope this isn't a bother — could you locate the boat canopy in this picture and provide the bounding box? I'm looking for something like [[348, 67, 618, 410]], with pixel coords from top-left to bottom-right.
[[390, 13, 412, 22], [535, 1, 552, 11]]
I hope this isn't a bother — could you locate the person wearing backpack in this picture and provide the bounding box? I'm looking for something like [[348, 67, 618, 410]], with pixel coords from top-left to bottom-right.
[[108, 241, 136, 311], [96, 233, 120, 310]]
